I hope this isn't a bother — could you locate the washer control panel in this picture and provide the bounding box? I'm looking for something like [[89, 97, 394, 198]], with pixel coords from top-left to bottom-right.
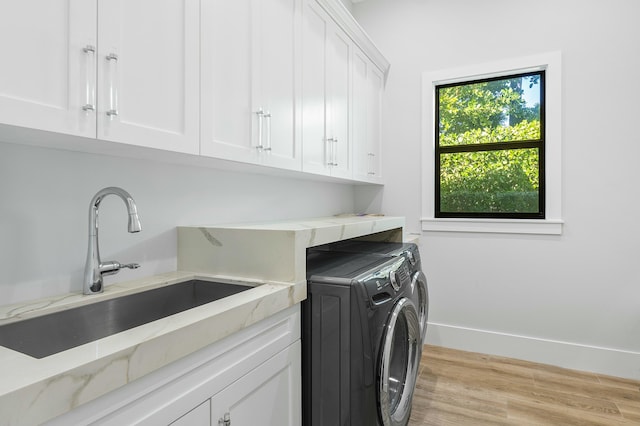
[[363, 257, 411, 305]]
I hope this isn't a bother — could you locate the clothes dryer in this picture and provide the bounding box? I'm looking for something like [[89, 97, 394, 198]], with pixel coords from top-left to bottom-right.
[[309, 241, 429, 341], [303, 250, 422, 426]]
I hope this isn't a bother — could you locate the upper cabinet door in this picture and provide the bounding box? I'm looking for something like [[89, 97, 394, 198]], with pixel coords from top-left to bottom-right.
[[201, 0, 300, 170], [353, 49, 383, 183], [0, 0, 96, 138], [352, 50, 369, 181], [326, 26, 351, 179], [259, 0, 301, 170], [97, 0, 199, 154], [367, 64, 383, 181], [301, 0, 328, 176], [301, 0, 351, 179], [200, 0, 257, 164]]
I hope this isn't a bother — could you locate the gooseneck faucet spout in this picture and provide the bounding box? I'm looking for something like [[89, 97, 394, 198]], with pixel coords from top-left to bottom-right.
[[83, 187, 142, 295]]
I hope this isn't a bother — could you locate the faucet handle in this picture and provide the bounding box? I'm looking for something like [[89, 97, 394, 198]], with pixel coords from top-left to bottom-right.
[[99, 261, 140, 276], [122, 263, 140, 270]]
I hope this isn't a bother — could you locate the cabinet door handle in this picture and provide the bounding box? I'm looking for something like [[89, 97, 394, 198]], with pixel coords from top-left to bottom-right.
[[82, 45, 96, 112], [106, 53, 119, 117], [218, 412, 231, 426], [368, 152, 375, 175], [326, 137, 335, 166], [332, 137, 339, 166], [255, 109, 264, 150], [263, 112, 272, 151]]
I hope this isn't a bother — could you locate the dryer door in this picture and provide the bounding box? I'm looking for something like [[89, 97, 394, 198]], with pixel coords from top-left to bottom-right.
[[412, 271, 429, 343], [378, 297, 421, 426]]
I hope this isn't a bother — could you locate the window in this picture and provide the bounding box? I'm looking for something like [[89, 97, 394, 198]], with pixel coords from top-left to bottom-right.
[[435, 72, 545, 219], [421, 52, 563, 234]]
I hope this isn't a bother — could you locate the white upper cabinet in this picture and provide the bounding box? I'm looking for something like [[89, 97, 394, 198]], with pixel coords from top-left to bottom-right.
[[326, 27, 352, 179], [0, 0, 199, 154], [201, 0, 301, 170], [300, 2, 327, 175], [353, 49, 383, 183], [259, 0, 302, 170], [367, 64, 384, 181], [0, 0, 96, 138], [200, 0, 254, 163], [0, 0, 386, 182], [97, 0, 200, 154], [301, 1, 352, 179]]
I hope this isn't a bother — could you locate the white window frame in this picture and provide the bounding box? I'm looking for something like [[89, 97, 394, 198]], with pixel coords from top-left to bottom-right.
[[421, 52, 563, 235]]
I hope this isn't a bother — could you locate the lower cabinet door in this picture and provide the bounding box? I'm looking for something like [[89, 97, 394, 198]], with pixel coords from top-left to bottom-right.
[[211, 341, 301, 426], [170, 400, 210, 426]]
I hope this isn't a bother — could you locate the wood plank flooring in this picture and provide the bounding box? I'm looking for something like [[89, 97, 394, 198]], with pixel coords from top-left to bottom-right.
[[409, 345, 640, 425]]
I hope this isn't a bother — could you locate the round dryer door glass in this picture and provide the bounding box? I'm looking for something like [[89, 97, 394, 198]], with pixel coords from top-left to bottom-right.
[[412, 271, 429, 340], [378, 298, 421, 426]]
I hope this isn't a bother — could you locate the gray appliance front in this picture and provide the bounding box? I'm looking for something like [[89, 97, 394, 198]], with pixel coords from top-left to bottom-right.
[[303, 251, 422, 426]]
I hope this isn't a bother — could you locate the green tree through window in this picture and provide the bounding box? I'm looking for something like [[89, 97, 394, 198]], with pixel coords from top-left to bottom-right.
[[435, 72, 544, 218]]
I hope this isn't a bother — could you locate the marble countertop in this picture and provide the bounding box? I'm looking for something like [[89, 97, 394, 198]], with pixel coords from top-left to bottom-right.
[[0, 215, 404, 425], [178, 215, 405, 284], [0, 271, 304, 425]]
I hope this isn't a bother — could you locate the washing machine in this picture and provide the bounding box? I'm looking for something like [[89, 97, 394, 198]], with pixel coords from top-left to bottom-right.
[[309, 241, 429, 341], [303, 250, 422, 426]]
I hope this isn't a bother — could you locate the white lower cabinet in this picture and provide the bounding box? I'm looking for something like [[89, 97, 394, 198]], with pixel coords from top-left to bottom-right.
[[170, 400, 210, 426], [46, 305, 301, 426], [210, 341, 301, 426], [170, 341, 300, 426]]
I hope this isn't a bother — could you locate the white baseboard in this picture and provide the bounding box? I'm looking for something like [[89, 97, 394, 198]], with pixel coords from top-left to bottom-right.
[[425, 322, 640, 380]]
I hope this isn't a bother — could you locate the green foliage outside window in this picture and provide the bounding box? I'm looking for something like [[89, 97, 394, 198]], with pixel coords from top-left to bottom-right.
[[437, 73, 543, 215]]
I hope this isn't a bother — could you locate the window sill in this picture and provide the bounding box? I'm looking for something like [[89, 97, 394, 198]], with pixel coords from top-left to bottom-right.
[[420, 218, 563, 235]]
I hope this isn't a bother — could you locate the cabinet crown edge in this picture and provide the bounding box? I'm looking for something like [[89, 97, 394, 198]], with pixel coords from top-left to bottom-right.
[[314, 0, 390, 81]]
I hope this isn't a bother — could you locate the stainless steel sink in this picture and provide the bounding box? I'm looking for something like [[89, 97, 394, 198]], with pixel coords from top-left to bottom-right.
[[0, 280, 252, 359]]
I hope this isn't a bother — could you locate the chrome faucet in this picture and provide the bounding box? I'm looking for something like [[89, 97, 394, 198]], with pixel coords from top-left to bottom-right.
[[83, 187, 142, 295]]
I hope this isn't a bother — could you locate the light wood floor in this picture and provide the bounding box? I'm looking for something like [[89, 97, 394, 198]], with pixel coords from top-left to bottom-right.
[[409, 345, 640, 425]]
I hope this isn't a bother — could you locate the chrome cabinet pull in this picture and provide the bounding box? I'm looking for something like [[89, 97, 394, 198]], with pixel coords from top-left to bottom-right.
[[255, 109, 264, 150], [326, 137, 335, 166], [332, 137, 339, 166], [263, 111, 272, 151], [106, 53, 119, 117], [218, 412, 231, 426], [327, 137, 338, 166], [82, 45, 96, 112], [368, 152, 376, 175]]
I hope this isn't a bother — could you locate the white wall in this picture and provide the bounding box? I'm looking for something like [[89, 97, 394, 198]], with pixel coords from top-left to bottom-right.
[[0, 141, 354, 305], [353, 0, 640, 378]]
